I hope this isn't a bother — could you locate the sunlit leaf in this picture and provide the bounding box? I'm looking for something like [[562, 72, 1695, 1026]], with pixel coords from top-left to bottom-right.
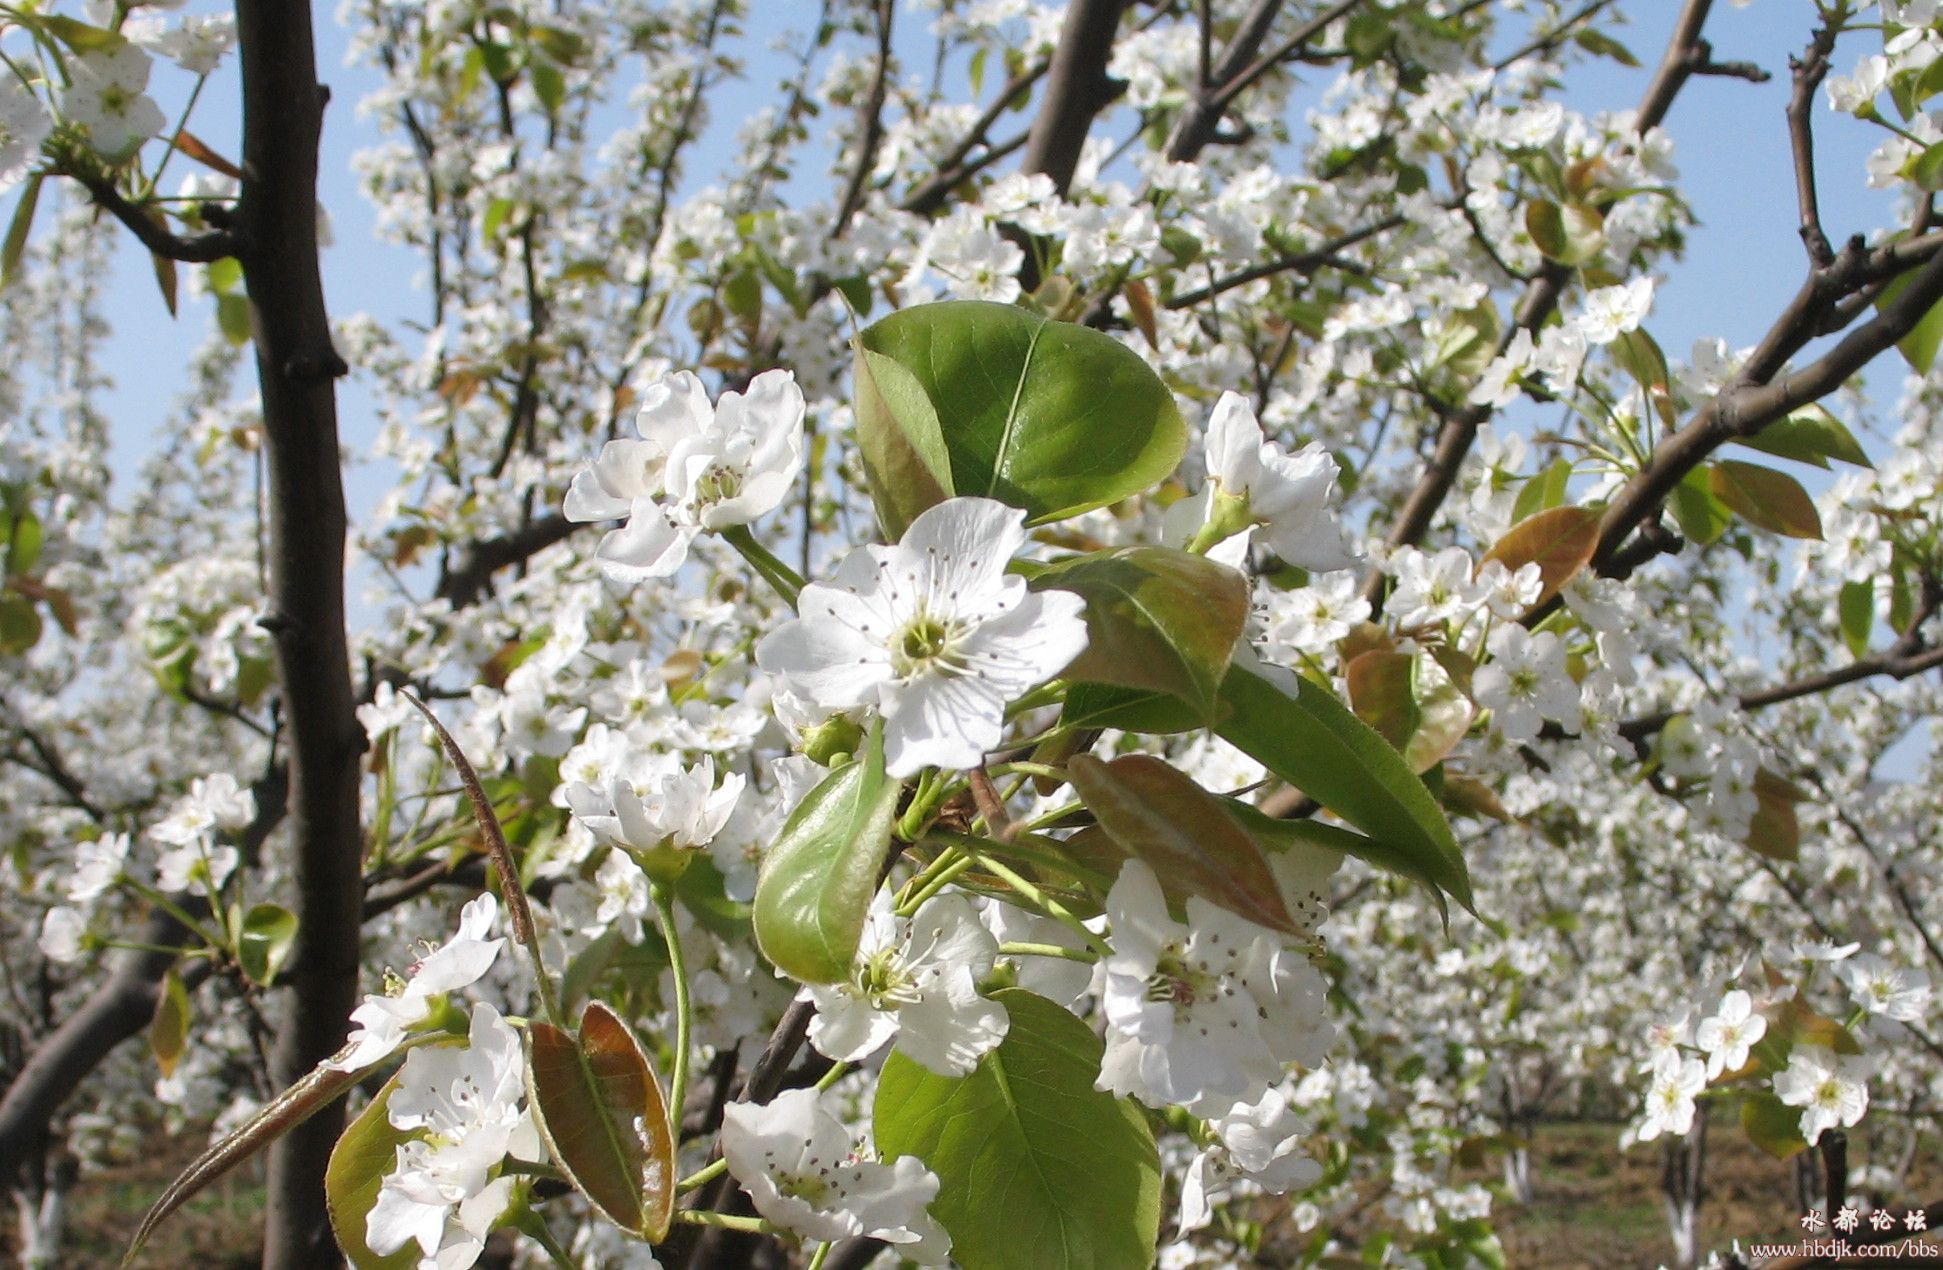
[[148, 968, 190, 1078], [1480, 505, 1601, 608], [526, 1001, 676, 1241], [1708, 460, 1823, 540], [875, 990, 1160, 1270], [325, 1078, 419, 1270]]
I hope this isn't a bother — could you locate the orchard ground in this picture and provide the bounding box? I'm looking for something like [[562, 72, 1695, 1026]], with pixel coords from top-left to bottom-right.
[[15, 1115, 1939, 1269]]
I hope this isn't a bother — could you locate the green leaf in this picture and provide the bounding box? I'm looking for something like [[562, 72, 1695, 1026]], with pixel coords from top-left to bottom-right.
[[1741, 1091, 1809, 1160], [2, 173, 43, 289], [1057, 682, 1202, 734], [530, 60, 566, 113], [1067, 753, 1301, 934], [1708, 460, 1823, 539], [874, 990, 1160, 1270], [216, 292, 252, 346], [151, 247, 178, 317], [326, 1078, 419, 1270], [1344, 649, 1420, 751], [1034, 547, 1247, 719], [206, 255, 243, 296], [526, 1001, 677, 1241], [149, 968, 190, 1078], [1878, 268, 1943, 372], [854, 301, 1185, 533], [1736, 403, 1871, 469], [1216, 662, 1472, 913], [41, 14, 125, 51], [752, 726, 903, 983], [1668, 465, 1731, 545], [0, 592, 42, 654], [1574, 28, 1638, 66], [1509, 456, 1571, 523], [1402, 655, 1474, 774], [1838, 579, 1873, 658], [1908, 140, 1943, 191], [852, 345, 955, 540], [1479, 504, 1602, 609], [237, 902, 298, 986], [1524, 200, 1604, 265], [4, 505, 42, 576]]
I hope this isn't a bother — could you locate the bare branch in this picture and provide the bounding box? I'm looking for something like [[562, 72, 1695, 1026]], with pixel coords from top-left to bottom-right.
[[1200, 0, 1366, 124], [831, 0, 896, 237], [901, 60, 1050, 215], [434, 513, 579, 608], [1164, 213, 1400, 308], [1020, 0, 1134, 195], [67, 170, 237, 263], [1786, 16, 1843, 267]]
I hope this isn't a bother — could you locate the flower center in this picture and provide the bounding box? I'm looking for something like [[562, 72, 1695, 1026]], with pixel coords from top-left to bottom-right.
[[857, 948, 919, 1008], [891, 610, 965, 678], [1145, 948, 1213, 1009], [695, 462, 743, 507]]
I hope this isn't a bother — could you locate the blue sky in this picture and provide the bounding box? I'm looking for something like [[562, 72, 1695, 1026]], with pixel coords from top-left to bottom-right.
[[70, 4, 1907, 497]]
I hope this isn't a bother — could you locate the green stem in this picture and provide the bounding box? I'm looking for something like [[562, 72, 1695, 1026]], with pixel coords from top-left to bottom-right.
[[998, 940, 1099, 964], [815, 1060, 851, 1091], [653, 885, 692, 1136], [971, 853, 1111, 957], [721, 525, 804, 608], [674, 1211, 774, 1233], [806, 1242, 834, 1270], [142, 72, 207, 198], [677, 1157, 729, 1194], [124, 880, 226, 951], [896, 848, 975, 916]]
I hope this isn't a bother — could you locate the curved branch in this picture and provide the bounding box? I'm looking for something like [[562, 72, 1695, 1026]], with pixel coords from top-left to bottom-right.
[[68, 171, 238, 263]]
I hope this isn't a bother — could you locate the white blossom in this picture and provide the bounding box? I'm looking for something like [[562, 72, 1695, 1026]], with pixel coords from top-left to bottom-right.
[[326, 894, 505, 1072]]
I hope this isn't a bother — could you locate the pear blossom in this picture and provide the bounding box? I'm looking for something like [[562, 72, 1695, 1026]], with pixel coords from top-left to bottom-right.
[[326, 894, 505, 1072], [1473, 625, 1580, 743], [1474, 559, 1542, 619], [38, 906, 87, 964], [128, 13, 238, 75], [1386, 546, 1484, 629], [0, 77, 52, 192], [1258, 571, 1371, 657], [61, 45, 166, 156], [720, 1087, 951, 1263], [1574, 277, 1654, 344], [366, 1004, 541, 1268], [1636, 1056, 1705, 1141], [1180, 1086, 1323, 1232], [590, 848, 652, 943], [1097, 861, 1333, 1111], [1773, 1045, 1871, 1144], [1695, 990, 1767, 1079], [68, 832, 130, 903], [756, 496, 1089, 778], [1201, 391, 1358, 571], [150, 771, 257, 844], [804, 892, 1009, 1076], [566, 756, 743, 865], [1842, 954, 1932, 1022], [563, 369, 805, 582]]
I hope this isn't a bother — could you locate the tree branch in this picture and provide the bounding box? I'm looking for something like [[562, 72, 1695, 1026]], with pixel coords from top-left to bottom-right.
[[831, 0, 895, 238], [1164, 213, 1400, 308], [1786, 14, 1842, 267], [68, 170, 238, 263], [901, 59, 1049, 215], [1019, 0, 1134, 195], [434, 513, 579, 608]]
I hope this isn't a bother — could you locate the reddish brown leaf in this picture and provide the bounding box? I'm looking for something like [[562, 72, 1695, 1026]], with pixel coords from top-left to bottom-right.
[[1480, 505, 1602, 607]]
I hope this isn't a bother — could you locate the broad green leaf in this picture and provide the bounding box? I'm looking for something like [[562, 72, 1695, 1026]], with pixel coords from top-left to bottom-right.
[[875, 989, 1160, 1270], [852, 345, 955, 540], [325, 1079, 419, 1270], [1668, 465, 1731, 544], [752, 725, 903, 983], [1744, 768, 1804, 863], [128, 1048, 368, 1264], [1067, 753, 1300, 934], [1878, 268, 1943, 372], [1741, 1090, 1809, 1160], [1908, 139, 1943, 191], [1217, 662, 1472, 912], [149, 968, 190, 1078], [2, 173, 42, 289], [1736, 403, 1871, 469], [207, 255, 243, 295], [1344, 649, 1420, 751], [526, 1001, 676, 1242], [0, 592, 42, 653], [1838, 579, 1874, 658], [854, 301, 1185, 532], [1509, 456, 1571, 522], [237, 902, 298, 986], [1057, 682, 1201, 734], [1708, 460, 1823, 539], [1524, 200, 1604, 265], [1480, 505, 1601, 609], [1034, 547, 1247, 719]]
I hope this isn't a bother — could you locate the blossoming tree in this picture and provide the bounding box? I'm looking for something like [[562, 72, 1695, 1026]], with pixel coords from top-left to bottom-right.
[[1, 1, 1940, 1268]]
